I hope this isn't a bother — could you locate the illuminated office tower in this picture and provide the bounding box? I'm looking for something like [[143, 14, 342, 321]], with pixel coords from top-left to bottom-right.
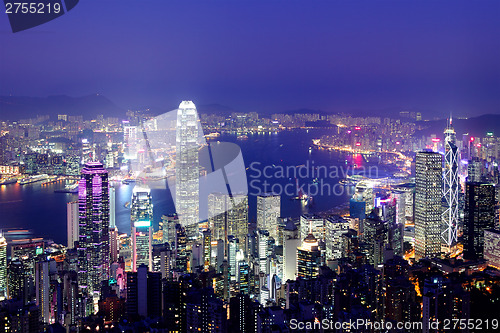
[[228, 236, 239, 281], [441, 119, 460, 250], [175, 224, 188, 272], [484, 229, 500, 269], [175, 101, 201, 229], [215, 239, 225, 272], [349, 181, 375, 234], [78, 161, 110, 297], [325, 216, 350, 260], [123, 122, 138, 160], [283, 220, 300, 282], [238, 261, 250, 294], [208, 193, 249, 244], [392, 190, 406, 226], [105, 151, 114, 169], [299, 214, 324, 242], [208, 193, 226, 241], [65, 154, 81, 176], [67, 201, 79, 249], [415, 151, 443, 260], [109, 187, 119, 263], [202, 229, 211, 271], [463, 182, 496, 260], [257, 229, 270, 274], [161, 214, 178, 245], [0, 232, 6, 300], [467, 157, 482, 182], [35, 261, 50, 325], [228, 194, 248, 245], [352, 181, 375, 215], [363, 214, 387, 267], [7, 259, 27, 301], [297, 233, 321, 280], [257, 194, 281, 240], [152, 243, 172, 279], [131, 186, 153, 271], [81, 139, 94, 163], [109, 187, 116, 229]]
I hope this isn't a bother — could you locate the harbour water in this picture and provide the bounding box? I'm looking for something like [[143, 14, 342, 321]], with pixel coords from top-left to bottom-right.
[[0, 129, 394, 244]]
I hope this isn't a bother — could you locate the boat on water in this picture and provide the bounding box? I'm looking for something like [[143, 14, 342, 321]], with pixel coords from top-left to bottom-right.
[[339, 179, 356, 186], [54, 182, 79, 193], [18, 174, 48, 185], [205, 132, 220, 139], [0, 177, 18, 185], [237, 135, 248, 140], [124, 201, 130, 208], [393, 172, 409, 178], [346, 174, 366, 182], [41, 176, 58, 185]]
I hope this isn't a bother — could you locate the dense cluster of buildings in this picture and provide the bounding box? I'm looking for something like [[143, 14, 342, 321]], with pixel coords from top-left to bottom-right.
[[1, 105, 500, 332]]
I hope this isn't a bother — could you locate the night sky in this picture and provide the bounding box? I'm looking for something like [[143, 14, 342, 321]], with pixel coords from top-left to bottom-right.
[[0, 0, 499, 116]]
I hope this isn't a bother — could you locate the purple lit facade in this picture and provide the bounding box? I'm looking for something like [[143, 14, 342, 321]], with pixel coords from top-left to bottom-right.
[[77, 162, 110, 298]]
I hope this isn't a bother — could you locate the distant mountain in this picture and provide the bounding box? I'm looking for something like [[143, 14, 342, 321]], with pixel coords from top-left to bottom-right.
[[281, 108, 334, 116], [415, 114, 500, 138], [196, 103, 238, 117], [0, 94, 125, 121]]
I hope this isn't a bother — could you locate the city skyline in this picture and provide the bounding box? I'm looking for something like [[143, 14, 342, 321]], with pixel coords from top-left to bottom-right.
[[1, 1, 500, 331]]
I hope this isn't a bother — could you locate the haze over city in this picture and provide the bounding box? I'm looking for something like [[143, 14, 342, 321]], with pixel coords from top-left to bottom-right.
[[1, 0, 499, 117]]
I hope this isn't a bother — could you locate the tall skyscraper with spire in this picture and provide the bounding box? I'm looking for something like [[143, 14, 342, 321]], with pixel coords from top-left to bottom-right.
[[442, 118, 460, 250], [175, 101, 201, 230], [77, 161, 110, 298], [131, 185, 153, 271]]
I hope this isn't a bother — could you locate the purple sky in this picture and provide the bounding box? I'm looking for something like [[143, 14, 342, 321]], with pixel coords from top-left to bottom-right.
[[0, 0, 499, 116]]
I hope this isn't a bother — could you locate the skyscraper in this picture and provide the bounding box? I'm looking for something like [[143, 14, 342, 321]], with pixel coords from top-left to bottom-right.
[[208, 192, 249, 245], [463, 182, 496, 260], [67, 201, 78, 249], [152, 243, 172, 279], [77, 161, 110, 297], [228, 236, 239, 281], [283, 220, 300, 282], [325, 216, 350, 260], [299, 214, 324, 242], [202, 230, 211, 271], [131, 185, 153, 271], [484, 229, 500, 269], [467, 157, 482, 182], [297, 233, 321, 280], [126, 264, 162, 318], [257, 194, 281, 240], [175, 224, 188, 273], [161, 214, 178, 245], [441, 119, 460, 250], [123, 122, 138, 160], [0, 232, 6, 300], [175, 101, 201, 229], [415, 151, 443, 260], [257, 229, 269, 274], [35, 260, 50, 324]]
